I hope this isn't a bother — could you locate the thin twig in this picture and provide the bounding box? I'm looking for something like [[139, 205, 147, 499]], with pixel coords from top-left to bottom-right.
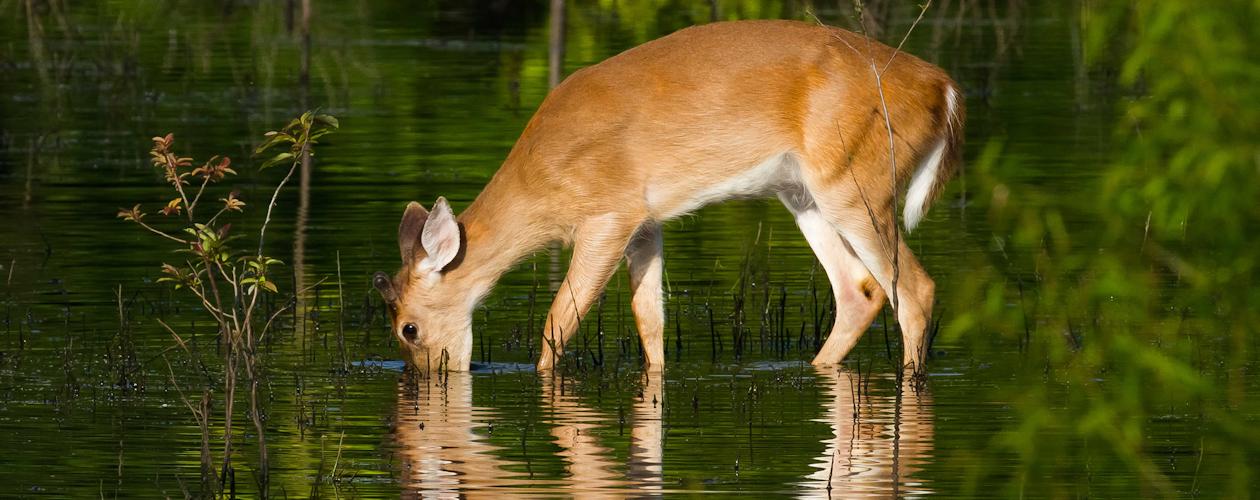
[[256, 144, 307, 258], [871, 59, 901, 314], [188, 173, 212, 219], [132, 219, 190, 245], [881, 1, 933, 74]]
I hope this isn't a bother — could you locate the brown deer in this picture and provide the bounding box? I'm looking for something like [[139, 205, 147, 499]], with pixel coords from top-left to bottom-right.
[[373, 19, 965, 373]]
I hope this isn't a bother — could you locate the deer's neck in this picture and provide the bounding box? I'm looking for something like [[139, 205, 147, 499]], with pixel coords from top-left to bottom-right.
[[450, 170, 560, 302]]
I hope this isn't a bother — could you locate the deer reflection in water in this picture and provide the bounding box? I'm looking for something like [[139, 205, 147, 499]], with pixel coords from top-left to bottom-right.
[[394, 371, 532, 498], [628, 371, 664, 491], [801, 367, 935, 498], [539, 370, 665, 497], [394, 370, 665, 497]]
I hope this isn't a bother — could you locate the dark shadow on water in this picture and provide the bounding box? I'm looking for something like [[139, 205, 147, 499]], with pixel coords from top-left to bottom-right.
[[353, 360, 535, 373], [738, 359, 814, 371], [471, 361, 536, 374]]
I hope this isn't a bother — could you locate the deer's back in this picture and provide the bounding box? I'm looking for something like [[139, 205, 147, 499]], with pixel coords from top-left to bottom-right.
[[499, 20, 956, 221]]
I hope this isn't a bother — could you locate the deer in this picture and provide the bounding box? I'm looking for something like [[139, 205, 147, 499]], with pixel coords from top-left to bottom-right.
[[372, 19, 965, 374]]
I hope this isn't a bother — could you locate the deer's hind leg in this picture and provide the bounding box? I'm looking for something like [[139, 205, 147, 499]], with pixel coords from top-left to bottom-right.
[[779, 188, 887, 366], [626, 222, 665, 369], [794, 168, 936, 373]]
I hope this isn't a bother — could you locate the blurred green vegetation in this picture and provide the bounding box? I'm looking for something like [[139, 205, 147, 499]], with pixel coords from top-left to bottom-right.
[[945, 0, 1260, 496]]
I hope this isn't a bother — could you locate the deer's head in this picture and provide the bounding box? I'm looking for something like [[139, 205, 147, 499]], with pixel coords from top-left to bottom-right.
[[374, 198, 474, 371]]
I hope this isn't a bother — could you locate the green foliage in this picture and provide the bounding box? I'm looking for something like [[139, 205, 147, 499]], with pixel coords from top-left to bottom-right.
[[257, 112, 340, 169], [948, 0, 1260, 495], [119, 112, 338, 304], [116, 112, 337, 496]]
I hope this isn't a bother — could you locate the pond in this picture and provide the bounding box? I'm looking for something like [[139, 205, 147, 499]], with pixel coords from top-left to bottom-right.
[[1, 1, 1253, 497]]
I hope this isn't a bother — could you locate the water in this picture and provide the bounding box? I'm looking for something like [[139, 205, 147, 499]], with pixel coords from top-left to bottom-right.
[[0, 1, 1243, 497]]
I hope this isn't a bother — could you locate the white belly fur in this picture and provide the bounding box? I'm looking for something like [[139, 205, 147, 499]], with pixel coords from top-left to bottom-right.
[[647, 152, 801, 220]]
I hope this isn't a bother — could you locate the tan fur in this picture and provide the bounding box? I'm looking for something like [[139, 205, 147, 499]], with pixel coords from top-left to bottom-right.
[[383, 20, 965, 373]]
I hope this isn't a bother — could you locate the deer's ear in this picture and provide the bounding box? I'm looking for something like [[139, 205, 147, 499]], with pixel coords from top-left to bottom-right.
[[417, 197, 461, 274], [372, 271, 398, 303], [398, 201, 428, 263]]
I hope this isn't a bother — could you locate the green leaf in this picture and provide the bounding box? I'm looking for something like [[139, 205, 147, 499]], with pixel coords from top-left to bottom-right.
[[314, 114, 339, 129], [260, 152, 295, 170], [254, 133, 296, 154]]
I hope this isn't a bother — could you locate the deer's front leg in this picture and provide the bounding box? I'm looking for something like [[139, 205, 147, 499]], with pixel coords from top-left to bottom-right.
[[537, 215, 640, 371]]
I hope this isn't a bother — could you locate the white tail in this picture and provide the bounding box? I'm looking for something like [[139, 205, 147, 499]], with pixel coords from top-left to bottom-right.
[[904, 85, 964, 232], [373, 20, 966, 373]]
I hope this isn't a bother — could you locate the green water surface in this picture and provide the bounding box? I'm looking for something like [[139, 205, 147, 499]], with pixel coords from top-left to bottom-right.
[[1, 1, 1252, 497]]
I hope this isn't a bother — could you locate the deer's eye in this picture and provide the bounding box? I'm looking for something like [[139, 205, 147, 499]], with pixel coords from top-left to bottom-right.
[[402, 323, 418, 342]]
